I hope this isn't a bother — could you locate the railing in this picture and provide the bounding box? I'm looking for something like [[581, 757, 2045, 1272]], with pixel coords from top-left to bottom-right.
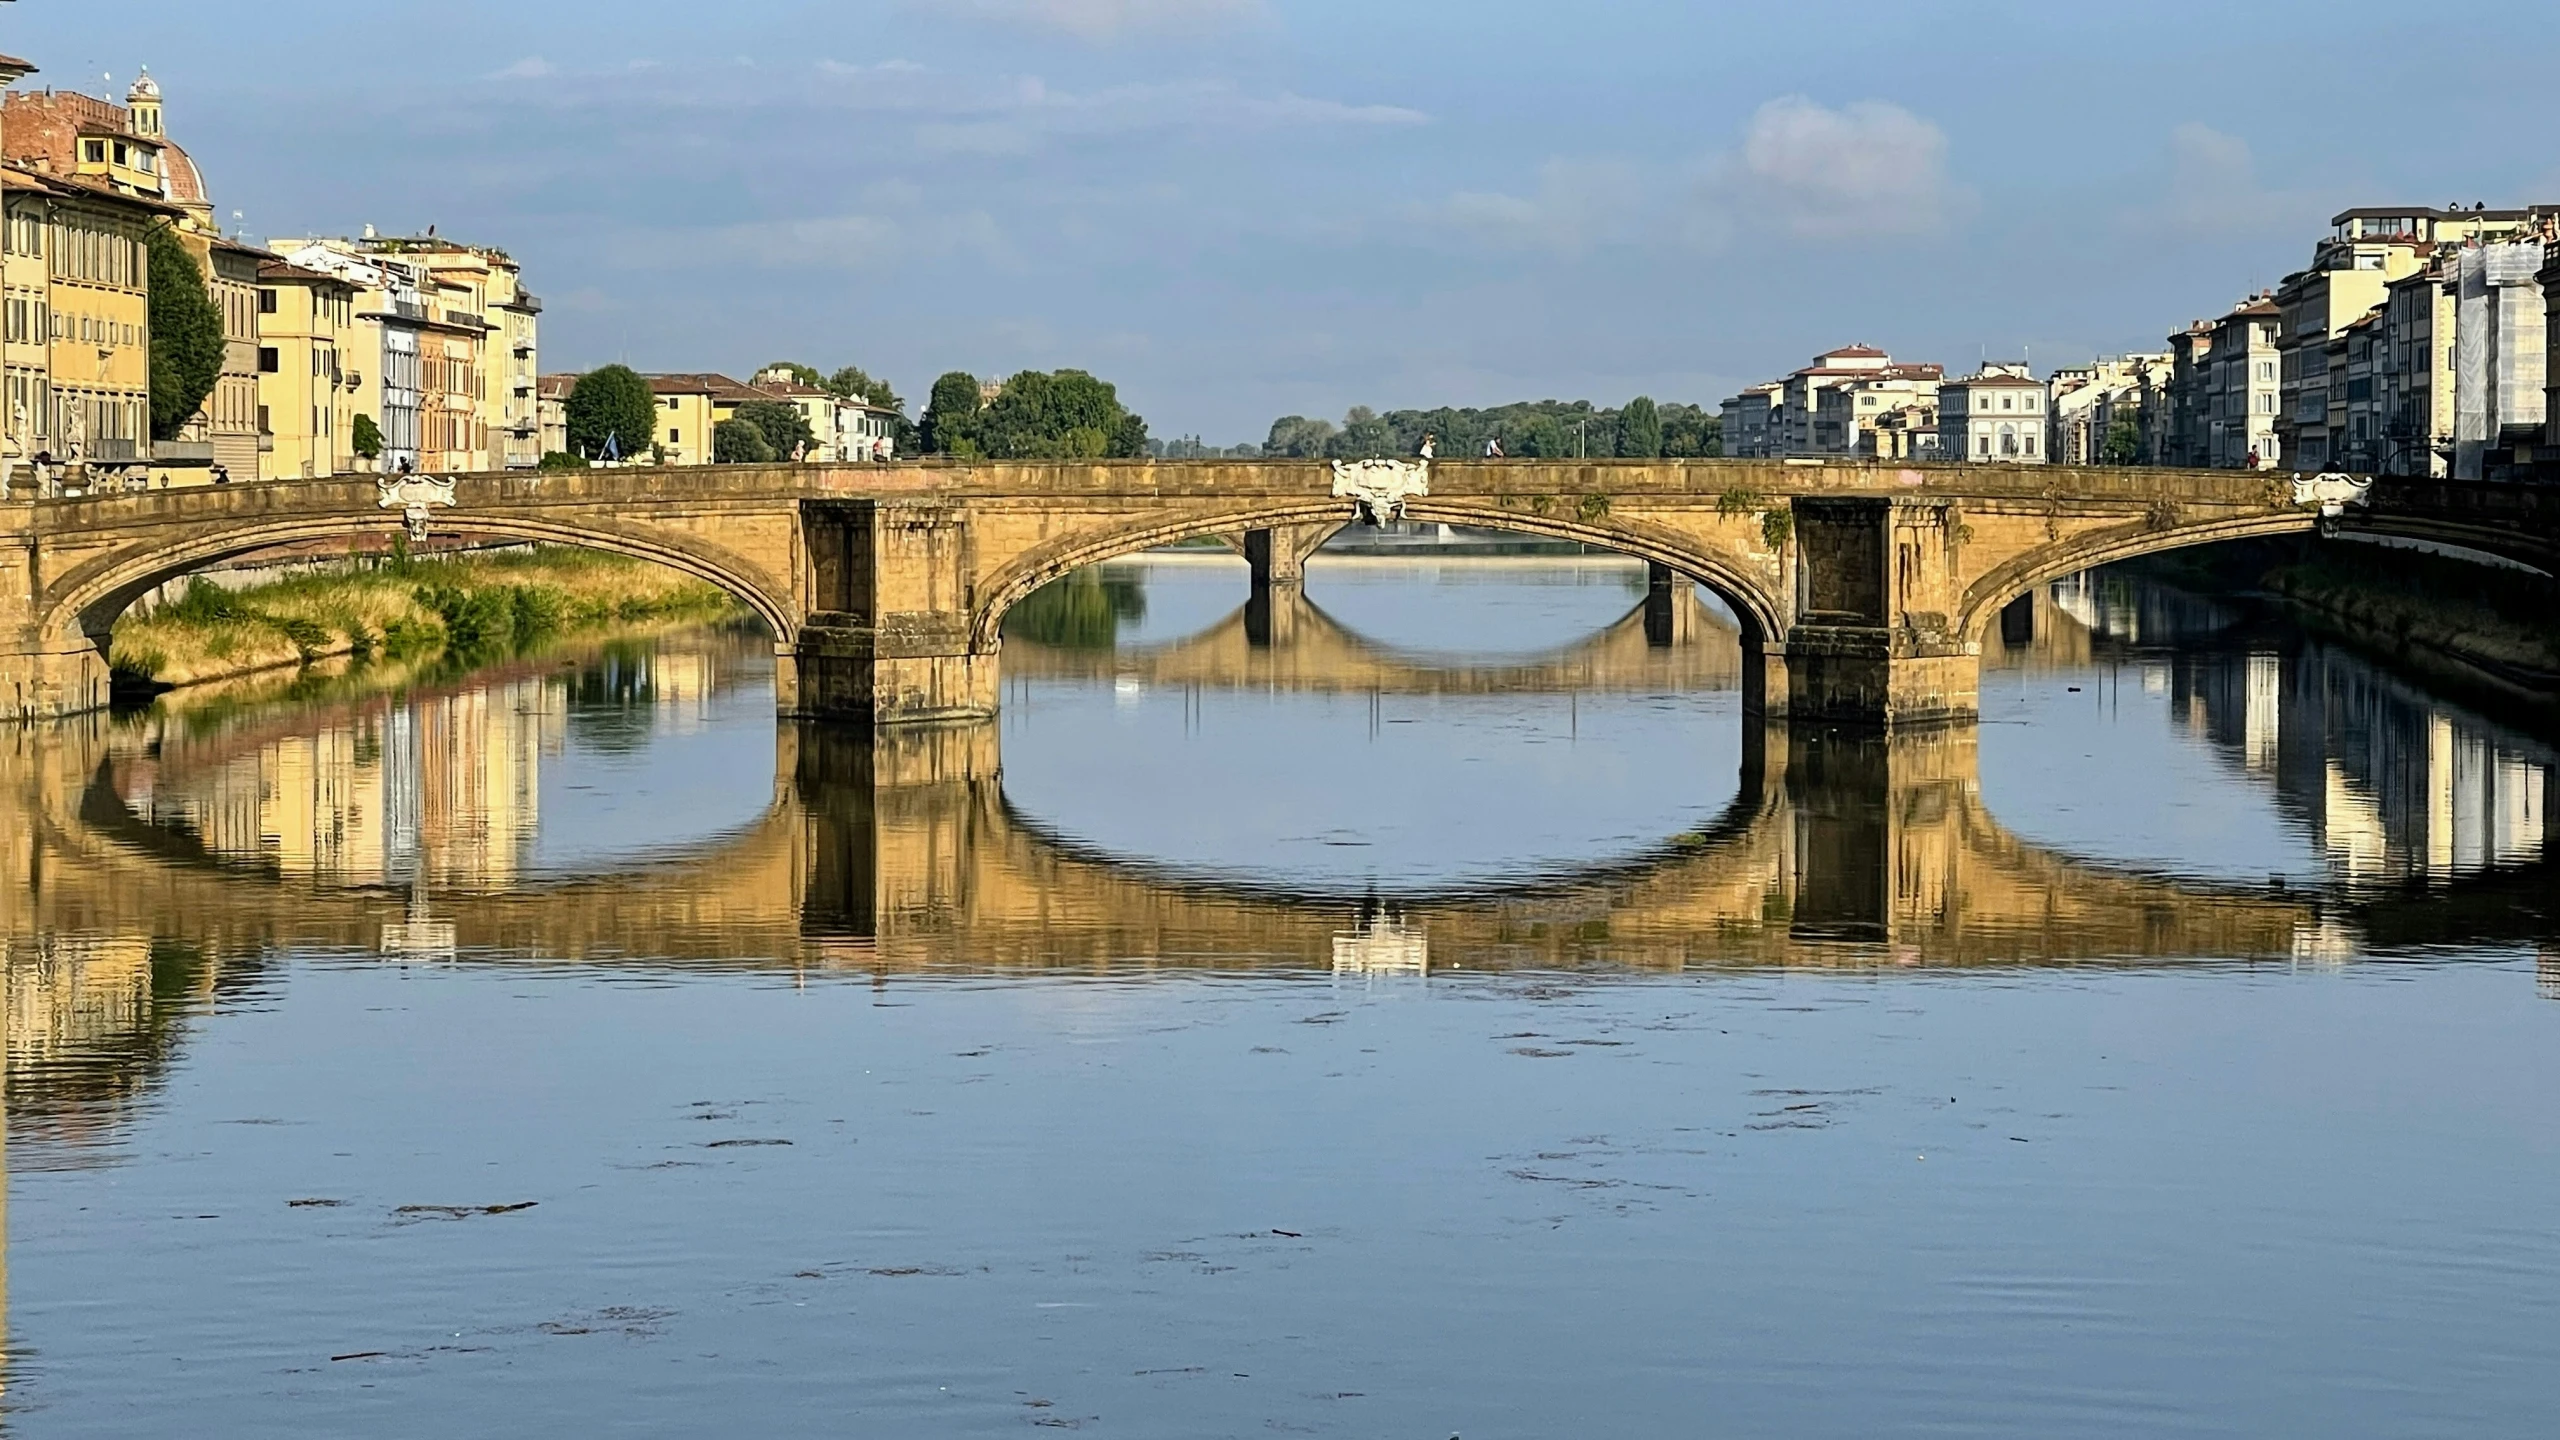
[[86, 438, 142, 462]]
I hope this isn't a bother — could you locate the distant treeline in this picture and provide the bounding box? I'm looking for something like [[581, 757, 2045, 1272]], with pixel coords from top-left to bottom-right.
[[1263, 399, 1721, 461]]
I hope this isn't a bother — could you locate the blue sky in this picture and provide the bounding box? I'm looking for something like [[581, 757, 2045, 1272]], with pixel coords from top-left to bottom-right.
[[13, 0, 2560, 442]]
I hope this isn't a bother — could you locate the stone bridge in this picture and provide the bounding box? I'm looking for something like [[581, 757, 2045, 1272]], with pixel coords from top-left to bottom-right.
[[5, 460, 2551, 725]]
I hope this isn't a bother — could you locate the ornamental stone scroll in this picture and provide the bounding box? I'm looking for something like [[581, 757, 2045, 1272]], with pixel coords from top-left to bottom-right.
[[378, 474, 459, 539], [1331, 457, 1430, 526]]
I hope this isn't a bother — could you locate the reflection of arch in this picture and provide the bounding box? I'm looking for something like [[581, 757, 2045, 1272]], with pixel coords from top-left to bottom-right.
[[39, 513, 796, 652], [968, 505, 1790, 655], [1007, 586, 1743, 694]]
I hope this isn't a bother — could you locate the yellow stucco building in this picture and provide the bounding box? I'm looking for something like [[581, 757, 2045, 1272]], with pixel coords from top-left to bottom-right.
[[254, 259, 357, 481]]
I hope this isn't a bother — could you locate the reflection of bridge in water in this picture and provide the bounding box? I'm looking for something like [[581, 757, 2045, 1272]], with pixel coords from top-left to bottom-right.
[[7, 702, 2331, 984], [11, 580, 2559, 1163]]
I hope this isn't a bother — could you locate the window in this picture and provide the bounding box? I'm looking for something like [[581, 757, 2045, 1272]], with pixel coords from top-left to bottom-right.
[[2025, 434, 2038, 455], [258, 288, 279, 315], [667, 397, 680, 410], [669, 428, 681, 444], [112, 142, 129, 166], [1979, 436, 1991, 456], [82, 139, 106, 164], [2257, 360, 2274, 382], [2001, 395, 2014, 410], [258, 347, 279, 373], [258, 404, 270, 434]]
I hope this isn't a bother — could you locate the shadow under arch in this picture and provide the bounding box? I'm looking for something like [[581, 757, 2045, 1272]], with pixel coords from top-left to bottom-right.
[[1006, 584, 1745, 695], [967, 505, 1790, 662]]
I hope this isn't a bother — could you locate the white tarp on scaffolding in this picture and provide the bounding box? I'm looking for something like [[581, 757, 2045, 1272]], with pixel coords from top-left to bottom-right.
[[2452, 242, 2548, 479]]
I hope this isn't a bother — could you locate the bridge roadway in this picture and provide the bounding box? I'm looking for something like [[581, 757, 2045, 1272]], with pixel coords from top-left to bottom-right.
[[7, 459, 2550, 725]]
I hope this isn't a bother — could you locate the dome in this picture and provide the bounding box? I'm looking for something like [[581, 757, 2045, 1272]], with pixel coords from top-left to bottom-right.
[[128, 67, 160, 102]]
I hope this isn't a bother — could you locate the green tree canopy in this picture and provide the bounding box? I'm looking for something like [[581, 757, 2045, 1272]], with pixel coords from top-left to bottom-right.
[[732, 399, 816, 458], [145, 227, 223, 442], [2102, 416, 2142, 465], [1259, 397, 1718, 461], [351, 413, 383, 460], [712, 417, 775, 464], [975, 370, 1149, 459], [565, 365, 659, 461], [1617, 396, 1662, 458], [827, 364, 902, 411], [921, 371, 984, 456]]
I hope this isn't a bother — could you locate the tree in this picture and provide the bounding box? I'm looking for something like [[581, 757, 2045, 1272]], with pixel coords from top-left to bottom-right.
[[827, 364, 902, 411], [1617, 396, 1662, 458], [712, 417, 775, 464], [1517, 414, 1571, 458], [732, 398, 815, 457], [1264, 415, 1338, 457], [970, 370, 1148, 459], [351, 413, 383, 461], [145, 227, 223, 442], [921, 371, 984, 456], [2102, 416, 2142, 465], [566, 365, 659, 461]]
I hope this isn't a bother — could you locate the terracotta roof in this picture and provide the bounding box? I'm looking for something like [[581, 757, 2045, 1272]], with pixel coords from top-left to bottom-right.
[[1947, 371, 2044, 386], [1818, 344, 1889, 359], [647, 372, 760, 400], [0, 54, 38, 76], [538, 374, 578, 400]]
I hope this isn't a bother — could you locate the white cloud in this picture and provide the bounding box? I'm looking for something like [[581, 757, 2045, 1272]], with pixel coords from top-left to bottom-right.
[[1708, 96, 1955, 239], [487, 56, 557, 81], [1427, 159, 1650, 255], [924, 0, 1264, 40], [1417, 96, 1955, 257], [2155, 122, 2296, 235]]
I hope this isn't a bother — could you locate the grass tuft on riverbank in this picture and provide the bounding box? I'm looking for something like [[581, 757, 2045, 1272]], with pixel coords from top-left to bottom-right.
[[112, 546, 747, 690]]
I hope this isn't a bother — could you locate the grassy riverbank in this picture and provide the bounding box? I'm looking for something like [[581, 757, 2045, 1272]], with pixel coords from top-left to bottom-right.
[[112, 547, 748, 690]]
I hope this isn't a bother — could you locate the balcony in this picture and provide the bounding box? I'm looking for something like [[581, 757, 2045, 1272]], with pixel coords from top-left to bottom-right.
[[154, 439, 216, 464], [86, 437, 143, 462]]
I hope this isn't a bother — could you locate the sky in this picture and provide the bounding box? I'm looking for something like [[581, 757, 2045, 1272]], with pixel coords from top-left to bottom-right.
[[12, 0, 2560, 444]]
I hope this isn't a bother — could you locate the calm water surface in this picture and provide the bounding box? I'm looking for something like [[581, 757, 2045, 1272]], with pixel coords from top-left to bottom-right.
[[3, 555, 2554, 1437]]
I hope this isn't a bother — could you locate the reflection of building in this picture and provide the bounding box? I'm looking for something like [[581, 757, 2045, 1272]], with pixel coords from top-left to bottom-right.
[[2053, 573, 2552, 885], [129, 643, 759, 889]]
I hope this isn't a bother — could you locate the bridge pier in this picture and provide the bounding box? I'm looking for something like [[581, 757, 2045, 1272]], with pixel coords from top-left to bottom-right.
[[1644, 562, 1696, 647], [791, 499, 999, 725], [1243, 523, 1339, 599], [1779, 496, 1980, 727]]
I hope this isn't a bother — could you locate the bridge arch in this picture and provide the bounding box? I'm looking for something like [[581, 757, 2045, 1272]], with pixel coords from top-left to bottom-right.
[[1956, 510, 2318, 642], [965, 499, 1790, 654], [38, 511, 800, 656]]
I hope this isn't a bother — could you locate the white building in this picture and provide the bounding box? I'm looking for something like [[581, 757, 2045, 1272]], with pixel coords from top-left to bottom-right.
[[1937, 363, 2048, 463]]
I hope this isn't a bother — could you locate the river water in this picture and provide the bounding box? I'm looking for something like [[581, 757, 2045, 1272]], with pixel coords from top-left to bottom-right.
[[3, 554, 2554, 1437]]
